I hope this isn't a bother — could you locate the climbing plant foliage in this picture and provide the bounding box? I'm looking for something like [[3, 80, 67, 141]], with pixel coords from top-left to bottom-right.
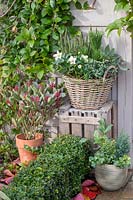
[[106, 0, 133, 37], [0, 0, 81, 85]]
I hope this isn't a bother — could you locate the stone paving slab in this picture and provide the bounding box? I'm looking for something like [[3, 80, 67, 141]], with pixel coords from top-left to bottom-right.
[[121, 182, 133, 199], [96, 173, 133, 200], [96, 190, 122, 200]]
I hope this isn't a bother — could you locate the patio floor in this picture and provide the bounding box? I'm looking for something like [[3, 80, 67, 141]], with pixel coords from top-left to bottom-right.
[[96, 172, 133, 200]]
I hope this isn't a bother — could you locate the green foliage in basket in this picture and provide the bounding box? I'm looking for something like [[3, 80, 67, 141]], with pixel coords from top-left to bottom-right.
[[53, 30, 125, 80], [89, 119, 131, 168], [3, 135, 92, 200]]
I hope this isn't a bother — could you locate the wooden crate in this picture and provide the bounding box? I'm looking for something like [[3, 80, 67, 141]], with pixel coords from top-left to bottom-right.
[[59, 101, 117, 139], [45, 114, 59, 143]]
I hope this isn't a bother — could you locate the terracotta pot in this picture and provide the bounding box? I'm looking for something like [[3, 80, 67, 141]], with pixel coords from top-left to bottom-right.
[[95, 164, 128, 191], [16, 133, 43, 164]]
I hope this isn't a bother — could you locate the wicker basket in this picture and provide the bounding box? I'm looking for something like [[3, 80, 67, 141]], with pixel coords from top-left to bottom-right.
[[63, 66, 116, 110]]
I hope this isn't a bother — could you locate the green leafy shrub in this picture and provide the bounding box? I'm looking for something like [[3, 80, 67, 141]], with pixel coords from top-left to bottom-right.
[[0, 0, 78, 85], [106, 0, 133, 37], [3, 135, 92, 200]]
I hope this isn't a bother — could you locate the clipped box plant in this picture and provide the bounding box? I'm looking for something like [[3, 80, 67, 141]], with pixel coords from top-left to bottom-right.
[[2, 135, 92, 200]]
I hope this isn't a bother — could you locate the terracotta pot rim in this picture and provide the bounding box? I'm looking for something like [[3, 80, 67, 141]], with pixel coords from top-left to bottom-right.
[[16, 133, 43, 141]]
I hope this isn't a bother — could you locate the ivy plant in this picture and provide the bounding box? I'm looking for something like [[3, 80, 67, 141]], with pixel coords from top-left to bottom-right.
[[106, 0, 133, 37], [0, 0, 78, 85]]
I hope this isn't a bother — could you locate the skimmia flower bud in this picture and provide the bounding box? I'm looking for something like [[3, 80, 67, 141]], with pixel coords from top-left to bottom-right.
[[54, 91, 61, 99], [45, 96, 50, 102], [31, 96, 40, 102], [35, 96, 40, 102], [17, 109, 22, 117], [49, 83, 55, 89], [6, 99, 11, 106], [26, 80, 32, 87], [13, 85, 19, 92], [23, 92, 28, 99]]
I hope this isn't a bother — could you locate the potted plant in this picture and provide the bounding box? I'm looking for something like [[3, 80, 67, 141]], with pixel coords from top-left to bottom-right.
[[2, 80, 65, 164], [89, 119, 131, 191], [53, 30, 126, 110]]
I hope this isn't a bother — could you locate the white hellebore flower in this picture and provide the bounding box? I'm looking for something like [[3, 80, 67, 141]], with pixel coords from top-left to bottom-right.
[[68, 56, 76, 65], [53, 51, 62, 61], [78, 65, 82, 69], [81, 55, 88, 62]]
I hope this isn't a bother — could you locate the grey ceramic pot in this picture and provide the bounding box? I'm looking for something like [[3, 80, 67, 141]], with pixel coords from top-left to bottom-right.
[[95, 164, 128, 191]]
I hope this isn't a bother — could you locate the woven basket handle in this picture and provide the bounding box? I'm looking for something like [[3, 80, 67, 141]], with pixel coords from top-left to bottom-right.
[[103, 65, 116, 82]]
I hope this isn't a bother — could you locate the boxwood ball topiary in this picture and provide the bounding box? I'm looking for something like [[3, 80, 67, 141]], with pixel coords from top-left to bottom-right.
[[2, 135, 92, 200]]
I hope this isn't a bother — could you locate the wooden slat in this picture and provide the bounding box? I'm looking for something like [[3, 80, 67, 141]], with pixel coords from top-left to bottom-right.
[[71, 111, 82, 137], [84, 125, 95, 139], [46, 114, 59, 127], [59, 103, 71, 115], [59, 112, 70, 134], [60, 115, 100, 125], [100, 101, 113, 113], [84, 111, 95, 139]]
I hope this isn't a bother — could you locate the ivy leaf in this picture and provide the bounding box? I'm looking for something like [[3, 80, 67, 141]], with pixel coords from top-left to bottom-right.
[[119, 64, 128, 71], [75, 1, 82, 9], [31, 2, 36, 11], [83, 1, 90, 10], [28, 40, 34, 48], [79, 138, 88, 144], [106, 19, 123, 36], [30, 51, 37, 57], [52, 32, 59, 40], [54, 17, 62, 23], [50, 0, 55, 8], [41, 29, 52, 39], [37, 70, 44, 80], [41, 18, 52, 25], [0, 59, 3, 65], [117, 27, 122, 36], [64, 0, 72, 2], [41, 8, 48, 17]]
